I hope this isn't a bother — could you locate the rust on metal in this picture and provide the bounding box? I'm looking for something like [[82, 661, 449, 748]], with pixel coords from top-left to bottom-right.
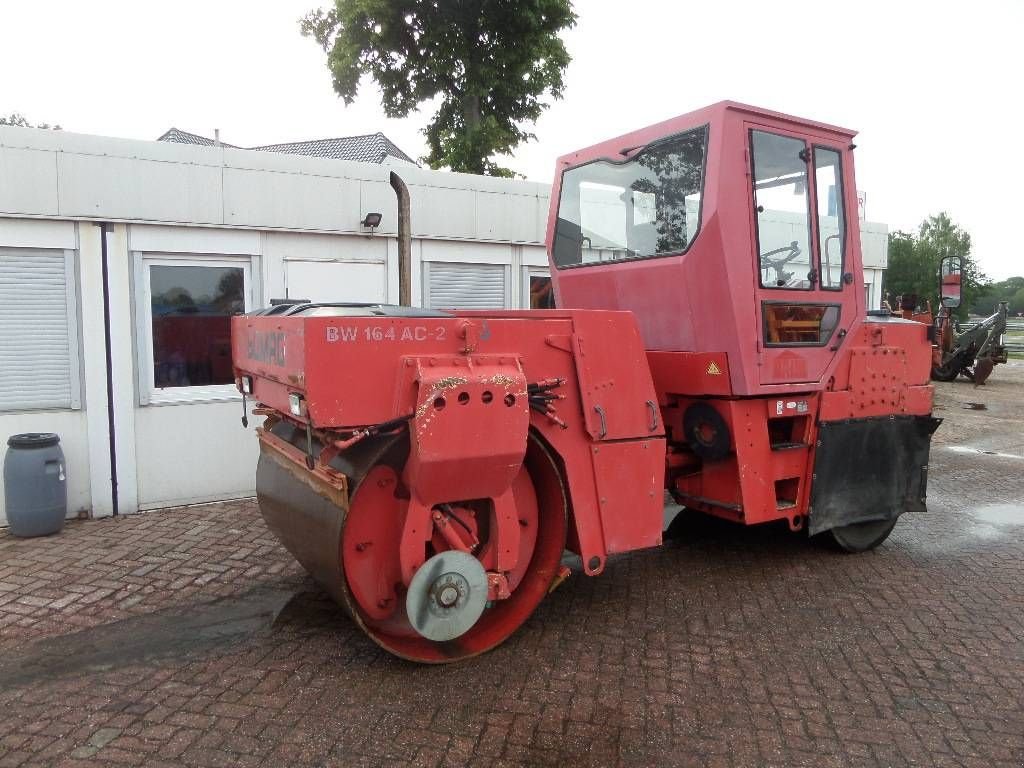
[[256, 428, 349, 511]]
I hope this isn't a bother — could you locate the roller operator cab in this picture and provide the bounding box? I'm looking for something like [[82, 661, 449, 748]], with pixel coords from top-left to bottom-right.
[[232, 102, 940, 663], [549, 101, 938, 548]]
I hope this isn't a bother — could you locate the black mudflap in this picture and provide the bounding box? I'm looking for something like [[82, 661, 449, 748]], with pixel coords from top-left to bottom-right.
[[808, 415, 942, 536]]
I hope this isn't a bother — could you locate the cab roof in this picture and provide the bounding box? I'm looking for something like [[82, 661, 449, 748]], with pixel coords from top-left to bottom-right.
[[556, 101, 857, 169]]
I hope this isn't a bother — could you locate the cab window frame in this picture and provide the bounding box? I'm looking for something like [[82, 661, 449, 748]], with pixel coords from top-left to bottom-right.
[[812, 144, 847, 292], [749, 129, 815, 291], [761, 301, 842, 347], [552, 124, 710, 270]]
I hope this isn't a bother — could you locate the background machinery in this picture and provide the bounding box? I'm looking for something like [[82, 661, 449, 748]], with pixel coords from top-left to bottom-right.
[[928, 256, 1008, 384], [232, 102, 940, 663]]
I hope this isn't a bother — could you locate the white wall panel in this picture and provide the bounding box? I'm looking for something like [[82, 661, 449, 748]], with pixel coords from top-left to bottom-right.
[[223, 167, 361, 231], [536, 195, 553, 243], [0, 218, 75, 249], [284, 260, 386, 303], [0, 146, 59, 215], [360, 180, 401, 236], [129, 224, 261, 255], [522, 245, 548, 267], [421, 239, 511, 264], [134, 400, 260, 509], [476, 192, 541, 242], [57, 152, 223, 223], [861, 222, 889, 269], [411, 185, 476, 239], [263, 231, 386, 262]]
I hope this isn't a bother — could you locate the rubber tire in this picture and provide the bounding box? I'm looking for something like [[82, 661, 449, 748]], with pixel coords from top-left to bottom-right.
[[827, 518, 898, 553], [931, 361, 962, 382]]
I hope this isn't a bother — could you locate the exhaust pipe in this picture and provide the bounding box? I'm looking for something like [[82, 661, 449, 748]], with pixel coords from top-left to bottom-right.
[[389, 171, 412, 307]]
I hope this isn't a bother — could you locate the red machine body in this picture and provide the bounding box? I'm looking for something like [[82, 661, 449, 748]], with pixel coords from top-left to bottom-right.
[[232, 102, 939, 663]]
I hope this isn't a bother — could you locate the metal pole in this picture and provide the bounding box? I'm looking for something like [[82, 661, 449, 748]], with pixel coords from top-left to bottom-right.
[[389, 171, 412, 307]]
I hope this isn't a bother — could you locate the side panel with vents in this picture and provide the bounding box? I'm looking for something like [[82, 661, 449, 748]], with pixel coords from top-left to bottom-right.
[[423, 262, 509, 310]]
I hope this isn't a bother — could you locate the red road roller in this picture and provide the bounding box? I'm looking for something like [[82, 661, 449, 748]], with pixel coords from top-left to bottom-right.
[[232, 102, 940, 662]]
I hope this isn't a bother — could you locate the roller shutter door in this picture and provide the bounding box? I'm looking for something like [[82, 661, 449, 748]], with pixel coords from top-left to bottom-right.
[[424, 262, 507, 309], [0, 249, 76, 411]]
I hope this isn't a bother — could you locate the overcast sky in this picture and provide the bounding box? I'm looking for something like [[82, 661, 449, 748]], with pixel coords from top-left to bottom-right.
[[2, 0, 1021, 279]]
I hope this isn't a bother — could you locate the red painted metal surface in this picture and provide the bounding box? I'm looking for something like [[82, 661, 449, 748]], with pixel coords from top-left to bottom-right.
[[232, 101, 938, 662], [232, 308, 666, 574], [547, 102, 864, 398]]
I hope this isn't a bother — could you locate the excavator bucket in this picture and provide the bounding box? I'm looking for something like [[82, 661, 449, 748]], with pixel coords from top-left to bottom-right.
[[973, 357, 995, 385]]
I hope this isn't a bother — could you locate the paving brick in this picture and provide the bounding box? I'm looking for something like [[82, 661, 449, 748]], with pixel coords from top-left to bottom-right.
[[1, 370, 1024, 767]]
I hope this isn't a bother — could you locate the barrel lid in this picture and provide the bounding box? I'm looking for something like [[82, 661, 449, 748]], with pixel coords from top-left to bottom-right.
[[7, 433, 60, 448]]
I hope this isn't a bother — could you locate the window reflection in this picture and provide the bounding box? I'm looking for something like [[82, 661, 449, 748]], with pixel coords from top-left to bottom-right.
[[529, 275, 555, 309], [554, 126, 707, 267], [150, 265, 244, 388], [815, 147, 845, 289]]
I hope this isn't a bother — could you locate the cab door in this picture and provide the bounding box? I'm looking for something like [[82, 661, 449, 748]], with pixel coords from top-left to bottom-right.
[[747, 125, 855, 385]]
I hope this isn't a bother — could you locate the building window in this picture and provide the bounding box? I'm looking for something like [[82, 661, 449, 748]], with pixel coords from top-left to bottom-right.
[[138, 255, 254, 403], [522, 269, 555, 309], [529, 275, 555, 309]]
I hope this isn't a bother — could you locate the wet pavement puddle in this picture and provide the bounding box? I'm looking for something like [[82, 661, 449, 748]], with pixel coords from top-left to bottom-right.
[[967, 504, 1024, 541], [945, 445, 1024, 460], [0, 585, 313, 688], [973, 504, 1024, 527]]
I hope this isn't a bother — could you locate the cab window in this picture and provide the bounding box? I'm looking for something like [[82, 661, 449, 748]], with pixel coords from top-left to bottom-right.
[[553, 126, 707, 268], [750, 131, 813, 290], [814, 147, 846, 290]]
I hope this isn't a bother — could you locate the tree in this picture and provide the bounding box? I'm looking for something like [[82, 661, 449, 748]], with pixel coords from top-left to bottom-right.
[[301, 0, 575, 176], [883, 212, 989, 319], [1010, 286, 1024, 316], [972, 276, 1024, 316], [0, 113, 61, 130], [883, 230, 932, 306]]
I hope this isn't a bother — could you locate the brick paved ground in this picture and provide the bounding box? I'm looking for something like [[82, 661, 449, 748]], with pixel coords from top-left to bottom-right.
[[1, 364, 1023, 768]]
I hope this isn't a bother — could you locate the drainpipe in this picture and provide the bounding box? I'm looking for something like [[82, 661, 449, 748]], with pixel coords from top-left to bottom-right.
[[389, 171, 412, 307], [98, 222, 118, 516]]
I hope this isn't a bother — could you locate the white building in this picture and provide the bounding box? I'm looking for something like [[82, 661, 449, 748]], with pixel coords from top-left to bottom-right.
[[0, 126, 887, 525]]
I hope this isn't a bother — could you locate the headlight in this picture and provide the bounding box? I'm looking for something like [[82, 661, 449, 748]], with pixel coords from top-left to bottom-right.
[[239, 375, 253, 394], [289, 392, 305, 417]]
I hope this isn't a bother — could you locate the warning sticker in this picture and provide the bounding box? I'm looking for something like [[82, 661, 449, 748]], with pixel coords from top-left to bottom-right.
[[706, 361, 722, 375], [774, 399, 808, 416]]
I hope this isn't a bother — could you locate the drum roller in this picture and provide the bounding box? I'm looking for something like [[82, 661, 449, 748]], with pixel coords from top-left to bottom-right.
[[255, 420, 566, 663]]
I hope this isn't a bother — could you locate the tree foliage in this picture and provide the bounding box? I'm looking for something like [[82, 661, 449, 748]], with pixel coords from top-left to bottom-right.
[[301, 0, 575, 176], [883, 212, 988, 319], [972, 275, 1024, 316], [0, 113, 61, 130]]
